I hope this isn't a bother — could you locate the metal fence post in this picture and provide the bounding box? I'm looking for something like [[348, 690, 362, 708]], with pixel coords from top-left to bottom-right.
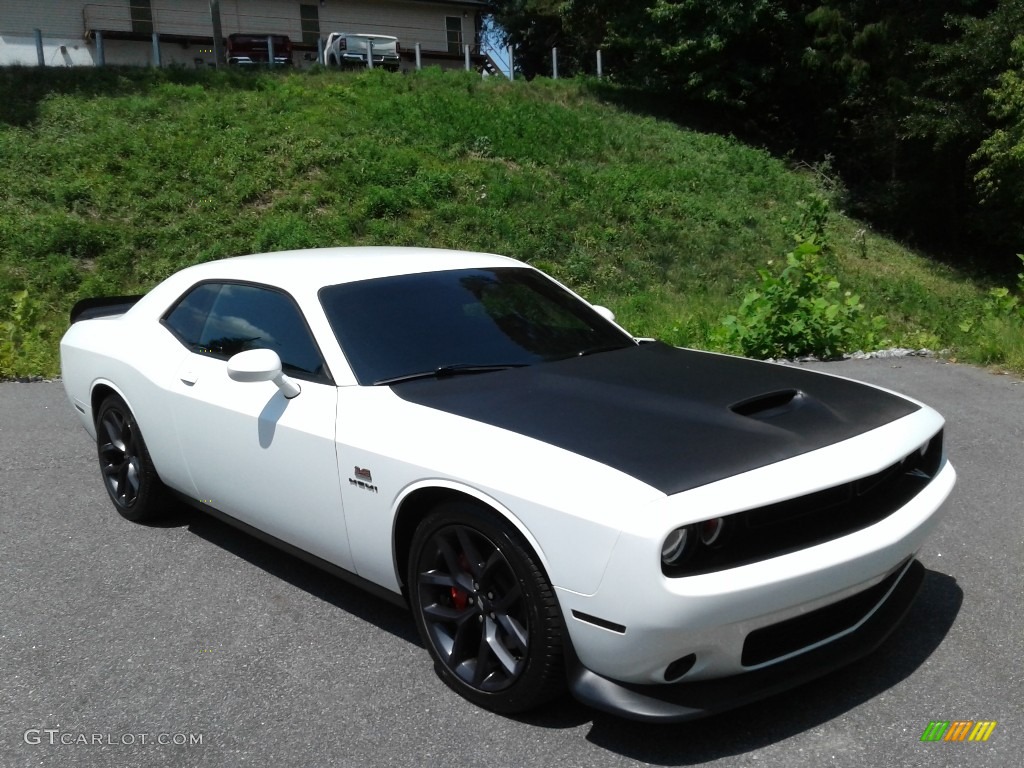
[[464, 43, 471, 71], [267, 34, 275, 67], [415, 42, 422, 71], [317, 37, 324, 66], [596, 49, 602, 79], [508, 45, 514, 80], [367, 38, 374, 69], [151, 31, 161, 67], [96, 30, 105, 67], [210, 0, 223, 68], [34, 28, 45, 66], [552, 47, 558, 79]]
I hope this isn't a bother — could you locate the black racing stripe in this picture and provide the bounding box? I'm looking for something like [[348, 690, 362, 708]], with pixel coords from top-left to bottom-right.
[[390, 343, 920, 495]]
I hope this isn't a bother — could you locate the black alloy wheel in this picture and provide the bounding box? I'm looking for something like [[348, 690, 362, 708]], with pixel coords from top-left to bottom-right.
[[95, 394, 168, 522], [408, 502, 565, 713]]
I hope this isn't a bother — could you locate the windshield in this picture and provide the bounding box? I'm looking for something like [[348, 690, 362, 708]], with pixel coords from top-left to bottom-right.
[[319, 267, 633, 385]]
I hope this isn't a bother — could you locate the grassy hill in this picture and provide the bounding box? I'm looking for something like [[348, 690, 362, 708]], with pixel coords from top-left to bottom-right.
[[1, 66, 1021, 377]]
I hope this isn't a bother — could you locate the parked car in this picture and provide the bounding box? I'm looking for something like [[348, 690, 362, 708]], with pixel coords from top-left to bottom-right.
[[226, 33, 293, 66], [325, 32, 401, 70], [60, 247, 955, 721]]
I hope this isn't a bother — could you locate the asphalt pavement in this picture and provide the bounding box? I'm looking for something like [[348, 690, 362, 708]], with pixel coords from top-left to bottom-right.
[[0, 356, 1020, 768]]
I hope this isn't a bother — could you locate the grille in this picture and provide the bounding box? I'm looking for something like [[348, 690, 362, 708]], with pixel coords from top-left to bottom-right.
[[663, 430, 943, 576]]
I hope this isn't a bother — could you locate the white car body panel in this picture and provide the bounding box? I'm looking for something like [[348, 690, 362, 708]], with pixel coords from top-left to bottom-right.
[[167, 354, 354, 571], [62, 314, 195, 489], [333, 385, 660, 595]]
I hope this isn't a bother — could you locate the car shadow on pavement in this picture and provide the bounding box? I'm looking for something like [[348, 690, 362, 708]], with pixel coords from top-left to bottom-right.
[[164, 503, 422, 647], [573, 568, 963, 763]]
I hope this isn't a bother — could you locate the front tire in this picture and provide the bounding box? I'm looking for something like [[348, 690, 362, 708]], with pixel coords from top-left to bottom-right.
[[95, 394, 169, 523], [408, 501, 565, 714]]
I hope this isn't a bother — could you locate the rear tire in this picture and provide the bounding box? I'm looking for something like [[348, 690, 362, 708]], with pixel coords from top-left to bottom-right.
[[408, 501, 565, 714], [95, 394, 169, 523]]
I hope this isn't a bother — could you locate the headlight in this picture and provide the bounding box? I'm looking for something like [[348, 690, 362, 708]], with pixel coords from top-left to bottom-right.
[[662, 517, 727, 569], [661, 525, 694, 566], [699, 517, 725, 546]]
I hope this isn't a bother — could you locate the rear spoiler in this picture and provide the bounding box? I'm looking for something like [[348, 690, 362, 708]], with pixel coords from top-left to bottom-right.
[[70, 295, 144, 324]]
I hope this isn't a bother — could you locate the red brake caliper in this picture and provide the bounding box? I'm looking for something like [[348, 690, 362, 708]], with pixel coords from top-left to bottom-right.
[[450, 586, 468, 611], [449, 553, 472, 610]]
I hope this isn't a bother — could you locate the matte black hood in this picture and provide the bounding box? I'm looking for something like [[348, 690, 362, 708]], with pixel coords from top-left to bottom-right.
[[390, 343, 920, 495]]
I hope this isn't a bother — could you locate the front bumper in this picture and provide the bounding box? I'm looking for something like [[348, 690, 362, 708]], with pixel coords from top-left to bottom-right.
[[228, 56, 293, 66], [568, 558, 925, 722], [340, 53, 400, 68], [554, 451, 955, 720]]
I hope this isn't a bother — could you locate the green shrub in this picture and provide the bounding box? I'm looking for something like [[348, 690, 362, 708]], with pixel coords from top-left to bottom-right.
[[717, 197, 885, 359], [717, 238, 883, 359], [959, 254, 1024, 333], [0, 289, 58, 378]]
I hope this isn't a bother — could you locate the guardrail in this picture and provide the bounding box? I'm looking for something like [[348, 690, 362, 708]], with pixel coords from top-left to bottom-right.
[[24, 24, 501, 75], [20, 29, 598, 82]]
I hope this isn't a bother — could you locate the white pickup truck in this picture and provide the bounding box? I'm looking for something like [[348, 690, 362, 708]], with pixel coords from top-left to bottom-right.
[[324, 32, 401, 71]]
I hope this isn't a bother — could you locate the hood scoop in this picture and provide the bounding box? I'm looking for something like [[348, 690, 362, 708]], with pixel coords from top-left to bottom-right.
[[730, 389, 804, 420]]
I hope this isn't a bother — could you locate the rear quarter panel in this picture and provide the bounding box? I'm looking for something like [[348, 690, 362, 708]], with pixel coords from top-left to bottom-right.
[[60, 310, 194, 495]]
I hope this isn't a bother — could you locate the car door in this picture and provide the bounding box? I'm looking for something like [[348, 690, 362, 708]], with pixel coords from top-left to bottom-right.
[[161, 281, 354, 571]]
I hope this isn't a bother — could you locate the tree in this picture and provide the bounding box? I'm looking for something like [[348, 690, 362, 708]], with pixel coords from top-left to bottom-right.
[[972, 35, 1024, 253], [487, 1, 565, 79], [621, 1, 808, 106], [800, 2, 972, 239], [486, 1, 646, 79], [486, 0, 1024, 262]]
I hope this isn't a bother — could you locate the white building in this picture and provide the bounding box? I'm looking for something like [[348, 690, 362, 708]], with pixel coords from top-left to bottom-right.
[[0, 0, 497, 72]]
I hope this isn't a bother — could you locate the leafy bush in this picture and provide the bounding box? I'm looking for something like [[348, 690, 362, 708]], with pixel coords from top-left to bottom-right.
[[718, 238, 882, 359], [960, 254, 1024, 328], [0, 289, 58, 378], [958, 255, 1024, 364], [717, 197, 884, 359]]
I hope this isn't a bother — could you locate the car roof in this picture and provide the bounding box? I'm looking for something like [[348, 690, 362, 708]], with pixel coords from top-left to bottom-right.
[[171, 247, 525, 295]]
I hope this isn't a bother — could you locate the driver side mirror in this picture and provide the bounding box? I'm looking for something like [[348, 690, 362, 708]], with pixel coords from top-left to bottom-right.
[[227, 348, 301, 399]]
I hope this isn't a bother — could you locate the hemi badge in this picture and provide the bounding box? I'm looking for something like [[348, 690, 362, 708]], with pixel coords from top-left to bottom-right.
[[354, 467, 372, 482]]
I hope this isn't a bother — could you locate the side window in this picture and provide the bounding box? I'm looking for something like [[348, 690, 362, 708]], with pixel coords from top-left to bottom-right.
[[130, 0, 153, 36], [299, 3, 320, 46], [164, 282, 330, 383], [163, 283, 219, 347], [446, 16, 463, 55]]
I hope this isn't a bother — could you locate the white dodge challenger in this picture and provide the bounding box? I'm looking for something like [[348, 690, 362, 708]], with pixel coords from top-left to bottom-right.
[[60, 247, 956, 721]]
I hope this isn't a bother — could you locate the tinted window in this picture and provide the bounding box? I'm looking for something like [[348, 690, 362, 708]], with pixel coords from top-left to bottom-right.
[[164, 282, 330, 382], [319, 267, 632, 385]]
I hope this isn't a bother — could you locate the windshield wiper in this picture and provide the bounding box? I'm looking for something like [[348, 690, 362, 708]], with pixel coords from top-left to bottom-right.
[[374, 363, 527, 386]]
